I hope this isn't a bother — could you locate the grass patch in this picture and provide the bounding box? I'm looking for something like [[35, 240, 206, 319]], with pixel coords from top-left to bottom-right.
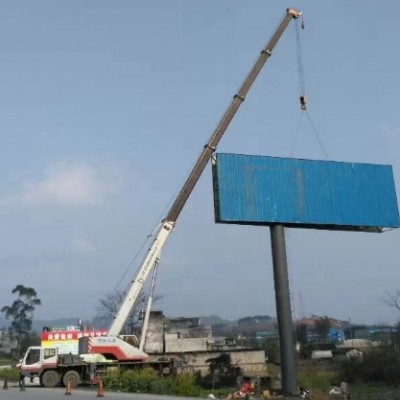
[[298, 369, 337, 392], [297, 363, 400, 399], [0, 357, 12, 366]]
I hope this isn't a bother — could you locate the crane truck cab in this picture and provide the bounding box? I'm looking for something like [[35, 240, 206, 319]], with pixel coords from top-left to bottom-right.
[[20, 346, 62, 387], [21, 346, 98, 387]]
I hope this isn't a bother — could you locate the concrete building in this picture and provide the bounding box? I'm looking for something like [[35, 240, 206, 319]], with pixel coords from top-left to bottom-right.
[[140, 311, 268, 377]]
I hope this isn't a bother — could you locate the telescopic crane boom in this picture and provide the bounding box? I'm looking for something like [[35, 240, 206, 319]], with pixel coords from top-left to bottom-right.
[[108, 7, 302, 338]]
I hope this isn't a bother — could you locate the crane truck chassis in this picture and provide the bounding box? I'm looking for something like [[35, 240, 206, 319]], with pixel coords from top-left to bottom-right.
[[19, 8, 302, 388], [20, 344, 174, 388]]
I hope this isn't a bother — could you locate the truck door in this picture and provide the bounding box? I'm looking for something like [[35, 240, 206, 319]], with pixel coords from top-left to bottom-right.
[[21, 348, 42, 375], [26, 348, 41, 364]]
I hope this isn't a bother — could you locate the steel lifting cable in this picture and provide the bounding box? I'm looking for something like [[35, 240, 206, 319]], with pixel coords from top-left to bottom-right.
[[295, 18, 307, 111], [305, 110, 330, 160], [289, 18, 306, 158], [293, 17, 330, 161]]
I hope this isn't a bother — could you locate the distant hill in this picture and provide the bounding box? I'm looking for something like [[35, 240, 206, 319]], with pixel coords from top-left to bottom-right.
[[1, 314, 357, 338], [1, 315, 234, 334], [0, 317, 88, 334], [0, 314, 274, 335], [238, 315, 273, 326], [199, 315, 232, 326], [294, 316, 350, 329], [197, 315, 278, 337]]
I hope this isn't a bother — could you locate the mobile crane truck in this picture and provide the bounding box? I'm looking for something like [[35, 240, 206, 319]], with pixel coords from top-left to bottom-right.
[[19, 8, 302, 388]]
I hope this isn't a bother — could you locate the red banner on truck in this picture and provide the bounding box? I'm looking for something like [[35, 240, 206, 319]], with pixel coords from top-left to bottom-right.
[[41, 330, 108, 354]]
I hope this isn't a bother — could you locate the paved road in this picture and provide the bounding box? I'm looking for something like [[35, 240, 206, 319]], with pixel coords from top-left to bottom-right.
[[0, 378, 205, 400]]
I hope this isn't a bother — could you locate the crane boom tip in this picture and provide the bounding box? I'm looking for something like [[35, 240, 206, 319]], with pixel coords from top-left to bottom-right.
[[287, 8, 302, 18]]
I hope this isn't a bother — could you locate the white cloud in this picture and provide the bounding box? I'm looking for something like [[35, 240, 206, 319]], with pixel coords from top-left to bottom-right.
[[72, 238, 96, 253], [1, 162, 121, 206]]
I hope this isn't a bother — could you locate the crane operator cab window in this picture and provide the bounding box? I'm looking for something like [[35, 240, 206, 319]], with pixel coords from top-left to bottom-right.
[[25, 348, 41, 365]]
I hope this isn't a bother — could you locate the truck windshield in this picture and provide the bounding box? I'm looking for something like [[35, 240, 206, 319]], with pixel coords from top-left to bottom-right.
[[25, 349, 41, 365]]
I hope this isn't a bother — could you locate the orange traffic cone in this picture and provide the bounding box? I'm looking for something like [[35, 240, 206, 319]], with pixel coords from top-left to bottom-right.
[[97, 378, 104, 397], [65, 380, 72, 396]]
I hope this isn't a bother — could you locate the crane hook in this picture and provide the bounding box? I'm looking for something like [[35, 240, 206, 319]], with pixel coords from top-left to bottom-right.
[[299, 95, 307, 111]]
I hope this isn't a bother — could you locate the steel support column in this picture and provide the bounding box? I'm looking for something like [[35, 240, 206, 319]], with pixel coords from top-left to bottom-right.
[[269, 224, 297, 396]]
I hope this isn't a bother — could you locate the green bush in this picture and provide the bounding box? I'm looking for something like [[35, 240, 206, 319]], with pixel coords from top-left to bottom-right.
[[342, 346, 400, 386], [342, 357, 361, 383], [0, 367, 20, 382], [170, 374, 202, 397], [150, 377, 173, 394], [120, 368, 156, 392], [104, 368, 123, 391], [104, 367, 203, 397]]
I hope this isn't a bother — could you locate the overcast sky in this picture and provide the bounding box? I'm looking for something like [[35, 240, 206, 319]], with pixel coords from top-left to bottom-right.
[[0, 1, 399, 327]]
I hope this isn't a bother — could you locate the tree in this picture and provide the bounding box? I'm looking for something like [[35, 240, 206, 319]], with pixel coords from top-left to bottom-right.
[[314, 316, 331, 339], [95, 289, 162, 334], [382, 289, 400, 312], [205, 353, 241, 389], [1, 285, 41, 356], [263, 337, 281, 363], [295, 323, 308, 345]]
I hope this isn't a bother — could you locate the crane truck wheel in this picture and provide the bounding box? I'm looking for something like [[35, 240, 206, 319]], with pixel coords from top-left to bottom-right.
[[40, 370, 61, 388], [62, 370, 81, 388]]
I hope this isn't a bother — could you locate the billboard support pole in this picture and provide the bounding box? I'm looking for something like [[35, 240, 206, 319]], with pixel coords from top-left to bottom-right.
[[269, 224, 297, 396]]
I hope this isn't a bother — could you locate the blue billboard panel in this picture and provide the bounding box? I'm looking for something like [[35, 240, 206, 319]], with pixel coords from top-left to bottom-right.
[[212, 153, 400, 231]]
